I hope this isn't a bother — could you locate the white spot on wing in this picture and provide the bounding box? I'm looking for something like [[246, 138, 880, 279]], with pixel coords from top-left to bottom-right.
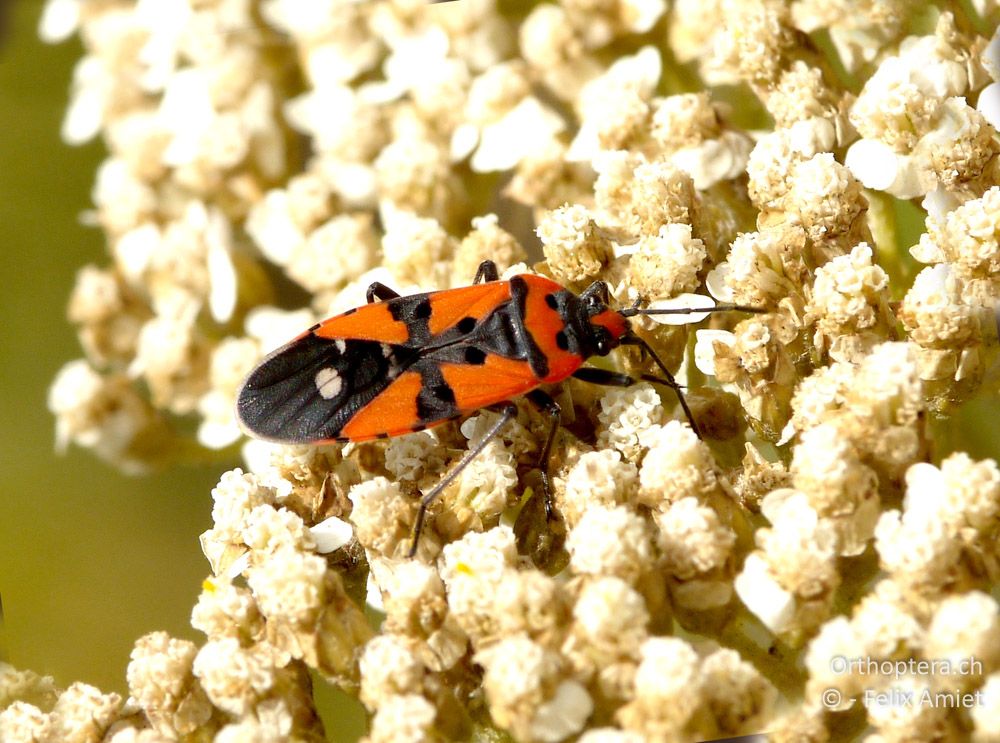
[[335, 339, 347, 353], [315, 367, 343, 400], [380, 342, 397, 375]]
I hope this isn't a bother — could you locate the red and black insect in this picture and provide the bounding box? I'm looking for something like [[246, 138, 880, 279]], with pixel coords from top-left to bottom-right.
[[236, 261, 757, 555]]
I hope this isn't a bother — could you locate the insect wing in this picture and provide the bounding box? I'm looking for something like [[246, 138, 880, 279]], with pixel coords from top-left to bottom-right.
[[335, 350, 541, 441], [433, 353, 541, 413], [334, 280, 533, 440], [420, 281, 512, 337], [312, 300, 411, 345], [237, 280, 523, 443], [236, 329, 405, 444]]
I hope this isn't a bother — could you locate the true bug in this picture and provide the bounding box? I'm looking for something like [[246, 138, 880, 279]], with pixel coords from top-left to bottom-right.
[[236, 261, 759, 556]]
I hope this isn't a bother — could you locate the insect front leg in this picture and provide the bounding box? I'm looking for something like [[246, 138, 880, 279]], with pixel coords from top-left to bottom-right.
[[572, 366, 686, 391], [366, 282, 401, 303], [571, 367, 634, 387], [409, 401, 517, 558], [525, 389, 561, 521], [473, 260, 500, 284], [572, 362, 702, 438]]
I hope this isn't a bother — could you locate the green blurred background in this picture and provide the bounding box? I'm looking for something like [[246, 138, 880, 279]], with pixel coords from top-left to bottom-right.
[[0, 1, 996, 741], [0, 1, 364, 738]]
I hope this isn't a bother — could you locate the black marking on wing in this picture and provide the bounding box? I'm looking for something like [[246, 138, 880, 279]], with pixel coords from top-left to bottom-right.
[[464, 346, 487, 365], [236, 333, 411, 443], [413, 299, 432, 319], [387, 293, 432, 346], [415, 363, 460, 423]]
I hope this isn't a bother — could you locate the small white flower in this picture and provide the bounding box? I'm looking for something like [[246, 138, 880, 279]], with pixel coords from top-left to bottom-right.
[[245, 191, 307, 267], [243, 307, 314, 355], [206, 219, 237, 324], [62, 56, 113, 145]]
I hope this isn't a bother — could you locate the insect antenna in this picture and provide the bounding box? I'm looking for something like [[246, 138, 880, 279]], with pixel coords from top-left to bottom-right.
[[618, 302, 766, 319], [617, 300, 763, 438]]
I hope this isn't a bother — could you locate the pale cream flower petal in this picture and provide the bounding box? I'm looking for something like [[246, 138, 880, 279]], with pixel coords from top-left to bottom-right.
[[977, 81, 1000, 129], [844, 138, 900, 192], [734, 553, 797, 634], [310, 517, 354, 554], [694, 329, 736, 376], [38, 0, 81, 44], [529, 680, 594, 743], [471, 97, 565, 172]]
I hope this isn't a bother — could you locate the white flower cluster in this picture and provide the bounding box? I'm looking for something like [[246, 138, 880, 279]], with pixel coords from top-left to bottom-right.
[[29, 0, 1000, 741], [903, 186, 1000, 406], [845, 15, 996, 203]]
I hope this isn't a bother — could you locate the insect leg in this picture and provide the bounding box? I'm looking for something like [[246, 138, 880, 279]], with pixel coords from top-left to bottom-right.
[[619, 335, 702, 438], [366, 282, 401, 303], [571, 367, 633, 387], [573, 358, 702, 438], [573, 367, 687, 390], [409, 401, 517, 558], [525, 389, 561, 520], [473, 260, 500, 284]]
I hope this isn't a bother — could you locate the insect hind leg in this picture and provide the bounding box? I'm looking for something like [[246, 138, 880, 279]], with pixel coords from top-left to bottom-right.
[[409, 401, 517, 558], [524, 389, 562, 520]]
